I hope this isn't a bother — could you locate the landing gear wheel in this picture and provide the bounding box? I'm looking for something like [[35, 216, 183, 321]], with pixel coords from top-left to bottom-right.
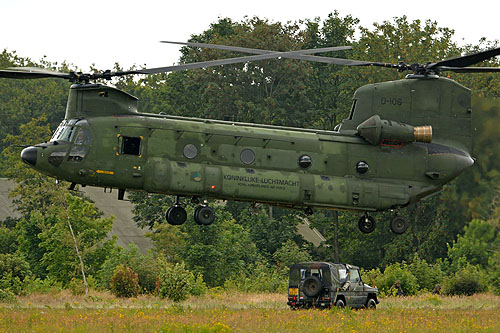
[[358, 215, 376, 233], [390, 216, 409, 234], [335, 298, 345, 309], [194, 206, 215, 225], [165, 206, 187, 225]]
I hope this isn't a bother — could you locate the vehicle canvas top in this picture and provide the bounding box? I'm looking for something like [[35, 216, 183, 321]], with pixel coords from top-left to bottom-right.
[[289, 262, 358, 288]]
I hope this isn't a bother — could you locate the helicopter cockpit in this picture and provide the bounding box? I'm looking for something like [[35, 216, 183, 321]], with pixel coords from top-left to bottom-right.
[[46, 119, 92, 166]]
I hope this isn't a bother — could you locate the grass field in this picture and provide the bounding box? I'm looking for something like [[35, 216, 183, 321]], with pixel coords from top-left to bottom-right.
[[1, 291, 499, 332]]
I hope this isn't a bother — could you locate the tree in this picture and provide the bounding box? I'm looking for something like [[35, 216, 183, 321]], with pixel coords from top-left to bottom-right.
[[177, 205, 261, 287]]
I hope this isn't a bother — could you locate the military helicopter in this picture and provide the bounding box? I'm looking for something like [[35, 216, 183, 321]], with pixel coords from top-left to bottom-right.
[[2, 42, 500, 234]]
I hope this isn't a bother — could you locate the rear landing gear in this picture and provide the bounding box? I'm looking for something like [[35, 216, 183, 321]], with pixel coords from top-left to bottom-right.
[[358, 214, 376, 233], [194, 205, 215, 225], [164, 196, 216, 226], [390, 216, 409, 234]]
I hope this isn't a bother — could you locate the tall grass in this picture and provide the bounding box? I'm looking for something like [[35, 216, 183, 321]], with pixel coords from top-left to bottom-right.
[[1, 291, 499, 332]]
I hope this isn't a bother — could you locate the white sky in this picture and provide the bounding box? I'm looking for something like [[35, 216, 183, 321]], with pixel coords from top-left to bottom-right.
[[1, 0, 498, 71]]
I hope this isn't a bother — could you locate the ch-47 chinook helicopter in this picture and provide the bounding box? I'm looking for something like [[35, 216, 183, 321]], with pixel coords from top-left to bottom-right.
[[2, 42, 500, 234]]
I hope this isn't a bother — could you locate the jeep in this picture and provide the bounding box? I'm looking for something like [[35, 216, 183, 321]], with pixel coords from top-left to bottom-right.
[[287, 262, 379, 309]]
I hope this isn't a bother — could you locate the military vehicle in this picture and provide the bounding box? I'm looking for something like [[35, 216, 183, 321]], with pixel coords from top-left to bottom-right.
[[1, 42, 499, 233], [287, 262, 378, 309]]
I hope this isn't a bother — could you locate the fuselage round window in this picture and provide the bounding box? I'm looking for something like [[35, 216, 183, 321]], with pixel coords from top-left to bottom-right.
[[240, 149, 255, 165], [298, 155, 312, 169], [356, 161, 369, 174], [183, 144, 198, 159]]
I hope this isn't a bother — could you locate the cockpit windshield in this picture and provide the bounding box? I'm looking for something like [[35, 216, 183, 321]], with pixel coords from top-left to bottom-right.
[[51, 119, 90, 143], [51, 120, 76, 142]]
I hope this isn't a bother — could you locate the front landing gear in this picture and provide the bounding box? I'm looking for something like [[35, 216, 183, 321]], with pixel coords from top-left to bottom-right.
[[358, 214, 376, 234], [165, 205, 187, 225], [165, 196, 187, 225]]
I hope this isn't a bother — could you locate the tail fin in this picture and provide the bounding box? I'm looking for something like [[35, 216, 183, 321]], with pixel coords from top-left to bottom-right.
[[339, 76, 472, 153]]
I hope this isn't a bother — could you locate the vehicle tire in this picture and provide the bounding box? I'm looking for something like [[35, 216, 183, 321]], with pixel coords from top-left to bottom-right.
[[390, 216, 409, 234], [302, 276, 322, 297], [358, 215, 376, 233], [335, 298, 345, 309], [165, 206, 187, 225], [194, 205, 215, 225], [366, 298, 377, 310]]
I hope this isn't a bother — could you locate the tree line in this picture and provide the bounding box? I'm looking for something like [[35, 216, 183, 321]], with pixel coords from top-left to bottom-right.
[[0, 13, 499, 300]]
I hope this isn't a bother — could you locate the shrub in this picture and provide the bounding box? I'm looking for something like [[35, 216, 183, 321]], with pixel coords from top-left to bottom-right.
[[488, 252, 500, 295], [408, 254, 444, 292], [224, 263, 287, 293], [157, 260, 192, 302], [442, 263, 487, 296], [110, 265, 140, 298], [68, 277, 86, 296], [0, 253, 31, 295], [375, 262, 419, 296], [22, 276, 62, 295], [189, 272, 208, 296], [97, 244, 158, 293], [360, 268, 382, 287], [0, 288, 15, 302]]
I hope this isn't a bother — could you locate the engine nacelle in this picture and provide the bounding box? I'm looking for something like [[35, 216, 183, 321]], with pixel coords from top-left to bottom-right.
[[356, 115, 432, 146]]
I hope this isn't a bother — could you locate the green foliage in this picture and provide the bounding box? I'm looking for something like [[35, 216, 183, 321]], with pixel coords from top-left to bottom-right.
[[235, 206, 304, 262], [189, 273, 208, 297], [157, 260, 192, 302], [272, 239, 312, 274], [110, 265, 140, 298], [21, 276, 62, 295], [68, 277, 86, 296], [442, 263, 488, 296], [407, 254, 445, 292], [97, 244, 158, 293], [179, 205, 261, 287], [37, 194, 115, 285], [0, 288, 15, 302], [488, 252, 500, 295], [0, 218, 18, 254], [448, 219, 499, 270], [0, 253, 31, 295], [360, 268, 382, 288], [373, 262, 419, 296], [224, 263, 287, 293]]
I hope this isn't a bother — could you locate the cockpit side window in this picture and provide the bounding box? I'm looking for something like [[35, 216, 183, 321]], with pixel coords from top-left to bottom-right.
[[74, 126, 92, 145], [68, 119, 91, 162]]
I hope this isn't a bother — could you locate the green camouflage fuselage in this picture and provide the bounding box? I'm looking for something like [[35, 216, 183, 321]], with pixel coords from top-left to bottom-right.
[[24, 75, 474, 212]]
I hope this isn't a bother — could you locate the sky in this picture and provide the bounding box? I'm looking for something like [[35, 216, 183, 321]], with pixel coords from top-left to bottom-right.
[[1, 0, 499, 72]]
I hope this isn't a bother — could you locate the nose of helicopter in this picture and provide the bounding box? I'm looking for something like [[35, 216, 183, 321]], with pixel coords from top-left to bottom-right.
[[21, 146, 37, 166]]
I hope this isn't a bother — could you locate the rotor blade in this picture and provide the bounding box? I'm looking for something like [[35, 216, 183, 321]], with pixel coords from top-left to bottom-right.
[[161, 40, 352, 55], [438, 66, 500, 73], [431, 47, 500, 68], [131, 47, 358, 75], [162, 40, 394, 67], [0, 67, 71, 80]]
